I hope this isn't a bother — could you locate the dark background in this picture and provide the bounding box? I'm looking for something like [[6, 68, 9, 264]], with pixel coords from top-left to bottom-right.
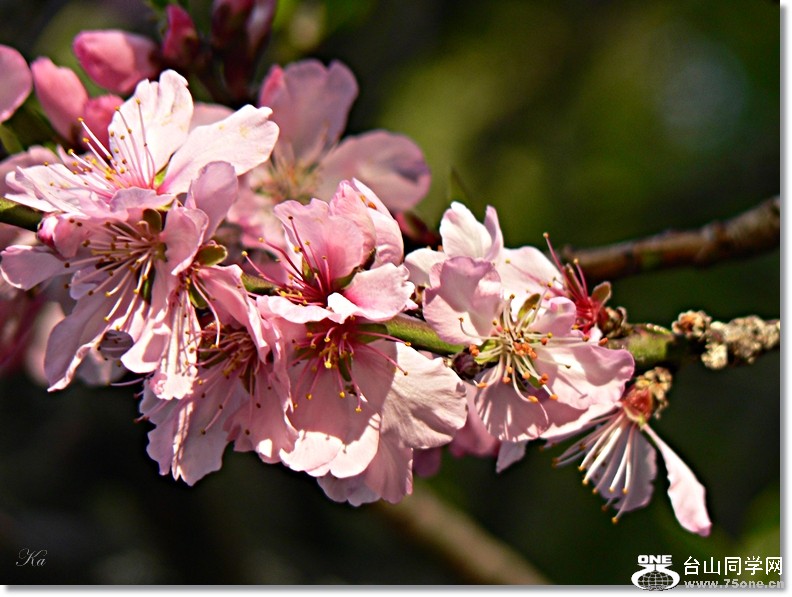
[[0, 0, 780, 585]]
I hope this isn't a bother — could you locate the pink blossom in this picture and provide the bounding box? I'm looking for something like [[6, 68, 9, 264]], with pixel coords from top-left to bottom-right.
[[1, 71, 278, 391], [31, 57, 121, 149], [139, 264, 297, 485], [249, 181, 466, 491], [405, 202, 609, 334], [227, 60, 429, 242], [546, 374, 712, 536], [7, 69, 278, 214], [0, 44, 32, 123], [422, 256, 634, 442], [73, 30, 161, 95]]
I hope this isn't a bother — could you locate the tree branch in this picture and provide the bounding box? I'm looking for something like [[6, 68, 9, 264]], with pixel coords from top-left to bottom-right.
[[562, 197, 780, 284], [0, 196, 43, 232], [374, 481, 550, 584]]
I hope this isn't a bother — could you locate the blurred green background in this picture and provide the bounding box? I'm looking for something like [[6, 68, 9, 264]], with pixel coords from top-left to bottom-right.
[[0, 0, 780, 585]]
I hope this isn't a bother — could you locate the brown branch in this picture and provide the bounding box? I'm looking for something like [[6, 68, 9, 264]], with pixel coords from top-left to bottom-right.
[[373, 481, 549, 585], [562, 197, 780, 284]]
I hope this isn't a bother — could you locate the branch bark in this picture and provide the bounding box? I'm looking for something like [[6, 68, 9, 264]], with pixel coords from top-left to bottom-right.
[[374, 481, 550, 585], [562, 197, 780, 284]]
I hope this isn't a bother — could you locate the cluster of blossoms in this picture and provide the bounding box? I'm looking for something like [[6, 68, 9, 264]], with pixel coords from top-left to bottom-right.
[[0, 6, 711, 536]]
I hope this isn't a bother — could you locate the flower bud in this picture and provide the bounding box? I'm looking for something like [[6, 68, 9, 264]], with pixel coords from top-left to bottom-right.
[[73, 30, 161, 95], [162, 5, 200, 69], [0, 45, 31, 123]]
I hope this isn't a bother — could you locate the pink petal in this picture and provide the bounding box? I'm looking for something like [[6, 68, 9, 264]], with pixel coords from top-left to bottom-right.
[[439, 202, 498, 260], [377, 344, 467, 448], [499, 246, 561, 299], [0, 146, 57, 196], [331, 178, 404, 267], [160, 204, 208, 276], [496, 441, 527, 473], [644, 426, 712, 536], [534, 339, 634, 411], [111, 70, 193, 181], [228, 377, 297, 463], [317, 435, 413, 506], [274, 198, 370, 283], [184, 161, 238, 240], [318, 131, 430, 212], [449, 386, 500, 459], [0, 245, 65, 290], [73, 30, 160, 95], [423, 257, 503, 345], [0, 45, 31, 123], [141, 381, 243, 485], [258, 60, 357, 164], [30, 58, 87, 142], [328, 264, 414, 322], [475, 382, 549, 442], [162, 104, 278, 194], [404, 248, 445, 288], [82, 94, 123, 150]]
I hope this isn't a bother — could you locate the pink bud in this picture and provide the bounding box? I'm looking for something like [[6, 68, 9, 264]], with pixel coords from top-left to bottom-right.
[[211, 0, 254, 49], [31, 58, 88, 143], [0, 45, 32, 123], [162, 5, 200, 68], [82, 94, 123, 149], [73, 30, 161, 95]]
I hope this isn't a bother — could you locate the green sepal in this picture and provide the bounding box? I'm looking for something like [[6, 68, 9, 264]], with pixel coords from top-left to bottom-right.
[[188, 280, 208, 309], [140, 268, 156, 304], [195, 243, 228, 266], [141, 208, 163, 234]]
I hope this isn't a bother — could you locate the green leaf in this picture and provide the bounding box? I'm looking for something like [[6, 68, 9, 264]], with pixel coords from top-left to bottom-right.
[[0, 124, 23, 154]]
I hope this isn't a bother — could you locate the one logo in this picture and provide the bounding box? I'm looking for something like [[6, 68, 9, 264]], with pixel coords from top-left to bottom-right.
[[631, 555, 680, 590]]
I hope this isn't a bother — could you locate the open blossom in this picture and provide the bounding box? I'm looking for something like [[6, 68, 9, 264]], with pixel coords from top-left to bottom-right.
[[422, 255, 634, 442], [227, 59, 430, 246], [0, 69, 278, 391], [405, 202, 610, 334], [253, 180, 466, 498], [545, 368, 712, 536], [139, 264, 297, 485], [0, 44, 32, 122]]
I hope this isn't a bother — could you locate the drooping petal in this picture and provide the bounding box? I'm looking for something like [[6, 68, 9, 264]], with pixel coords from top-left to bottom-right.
[[0, 245, 65, 290], [317, 434, 413, 506], [318, 131, 430, 212], [162, 104, 278, 194], [141, 380, 244, 485], [475, 382, 549, 442], [30, 58, 87, 142], [0, 45, 31, 123], [160, 204, 208, 276], [423, 257, 503, 345], [496, 440, 527, 473], [258, 60, 357, 164], [184, 161, 238, 241], [377, 343, 467, 449], [644, 425, 712, 536], [73, 30, 160, 95]]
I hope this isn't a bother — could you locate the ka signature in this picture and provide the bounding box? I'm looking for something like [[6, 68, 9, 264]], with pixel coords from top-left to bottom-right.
[[16, 548, 47, 567]]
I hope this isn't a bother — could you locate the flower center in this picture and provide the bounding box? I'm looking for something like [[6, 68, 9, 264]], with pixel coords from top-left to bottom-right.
[[470, 294, 558, 402]]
